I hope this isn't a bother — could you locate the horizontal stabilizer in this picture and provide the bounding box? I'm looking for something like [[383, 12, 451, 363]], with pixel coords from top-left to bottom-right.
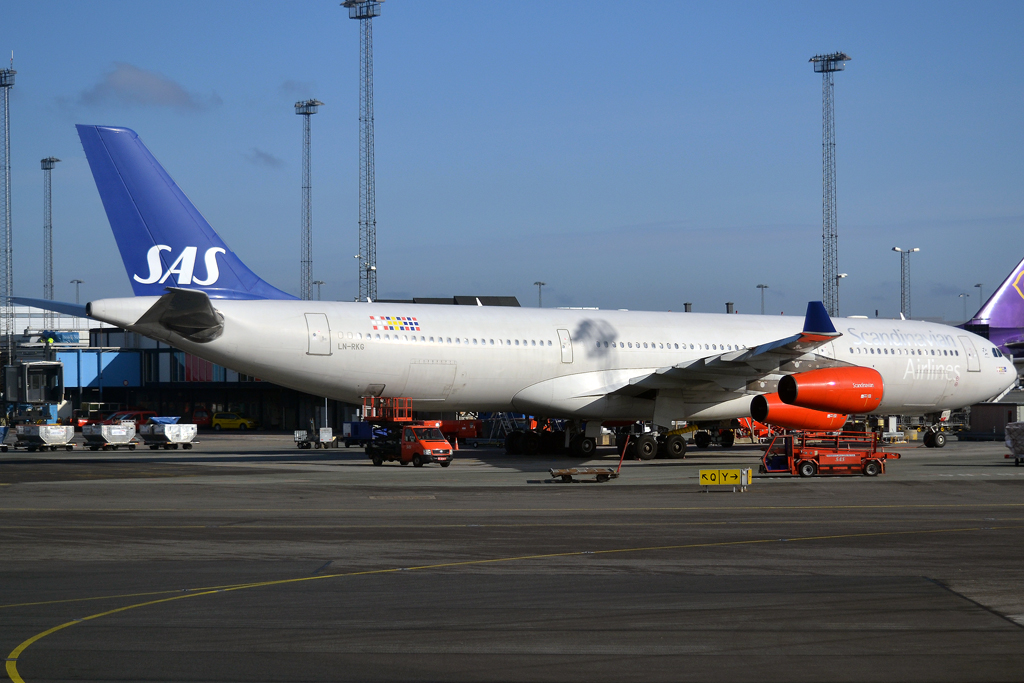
[[11, 297, 88, 318]]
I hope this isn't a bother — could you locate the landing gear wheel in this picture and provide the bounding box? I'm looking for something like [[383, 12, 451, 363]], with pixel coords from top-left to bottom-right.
[[523, 430, 541, 456], [694, 431, 711, 449], [864, 460, 881, 476], [505, 430, 524, 455], [578, 437, 596, 457], [412, 454, 424, 467], [798, 460, 817, 478], [933, 432, 946, 448], [665, 434, 687, 458], [636, 434, 658, 460], [923, 431, 936, 448], [719, 430, 735, 449]]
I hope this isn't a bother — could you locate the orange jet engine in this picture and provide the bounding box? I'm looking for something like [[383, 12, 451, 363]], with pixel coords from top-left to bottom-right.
[[778, 367, 883, 414], [750, 393, 848, 431]]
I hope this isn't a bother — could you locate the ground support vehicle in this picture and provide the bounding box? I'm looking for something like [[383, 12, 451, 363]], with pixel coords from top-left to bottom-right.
[[760, 431, 900, 477], [13, 425, 75, 452], [439, 419, 481, 450], [549, 467, 619, 483], [138, 423, 197, 450], [341, 421, 375, 448], [294, 427, 335, 449], [362, 397, 454, 467], [82, 423, 137, 451], [211, 412, 257, 431], [1004, 422, 1024, 466]]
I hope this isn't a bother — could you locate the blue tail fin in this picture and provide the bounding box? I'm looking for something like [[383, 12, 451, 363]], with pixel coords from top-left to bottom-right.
[[77, 125, 295, 300]]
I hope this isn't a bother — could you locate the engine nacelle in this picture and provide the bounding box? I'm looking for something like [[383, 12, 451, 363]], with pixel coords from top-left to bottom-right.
[[778, 367, 883, 414], [750, 393, 847, 431]]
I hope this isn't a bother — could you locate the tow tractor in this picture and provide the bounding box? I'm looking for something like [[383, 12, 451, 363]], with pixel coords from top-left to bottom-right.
[[760, 431, 901, 477], [362, 397, 454, 467]]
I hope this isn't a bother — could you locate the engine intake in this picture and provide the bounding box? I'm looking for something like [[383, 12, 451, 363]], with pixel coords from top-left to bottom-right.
[[751, 393, 847, 431], [778, 367, 883, 414]]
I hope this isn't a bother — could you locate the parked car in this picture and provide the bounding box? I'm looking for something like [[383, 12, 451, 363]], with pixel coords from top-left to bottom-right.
[[102, 410, 158, 426], [211, 412, 257, 431], [190, 409, 212, 428]]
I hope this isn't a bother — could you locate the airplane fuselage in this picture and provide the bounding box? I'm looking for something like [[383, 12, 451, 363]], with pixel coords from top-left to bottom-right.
[[88, 298, 1015, 423]]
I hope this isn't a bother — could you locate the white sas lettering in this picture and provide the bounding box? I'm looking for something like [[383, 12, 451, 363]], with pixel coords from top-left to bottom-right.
[[133, 245, 226, 286]]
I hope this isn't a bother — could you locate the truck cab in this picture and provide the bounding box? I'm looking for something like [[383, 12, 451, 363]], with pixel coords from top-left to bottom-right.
[[401, 425, 453, 467]]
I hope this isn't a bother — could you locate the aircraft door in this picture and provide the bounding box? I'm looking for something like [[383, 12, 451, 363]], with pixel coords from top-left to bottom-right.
[[305, 313, 332, 356], [557, 329, 573, 363], [958, 336, 980, 372]]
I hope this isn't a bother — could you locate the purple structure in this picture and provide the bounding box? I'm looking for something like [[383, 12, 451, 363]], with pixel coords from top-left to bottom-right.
[[963, 256, 1024, 359]]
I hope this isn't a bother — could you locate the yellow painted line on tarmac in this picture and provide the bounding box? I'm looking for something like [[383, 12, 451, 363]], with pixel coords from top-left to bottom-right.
[[6, 523, 1024, 683]]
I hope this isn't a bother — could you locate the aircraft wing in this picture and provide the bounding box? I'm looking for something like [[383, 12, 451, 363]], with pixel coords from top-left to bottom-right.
[[588, 302, 848, 400]]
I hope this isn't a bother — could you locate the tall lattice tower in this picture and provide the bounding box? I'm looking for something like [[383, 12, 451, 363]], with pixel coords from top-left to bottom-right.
[[0, 59, 15, 362], [295, 99, 323, 301], [41, 157, 60, 328], [810, 52, 850, 316], [344, 0, 382, 302]]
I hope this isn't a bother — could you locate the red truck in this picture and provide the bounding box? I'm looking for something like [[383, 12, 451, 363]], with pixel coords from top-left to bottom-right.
[[362, 397, 455, 468]]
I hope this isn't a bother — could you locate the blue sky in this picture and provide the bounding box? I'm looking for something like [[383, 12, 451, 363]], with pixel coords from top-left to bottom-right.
[[3, 1, 1023, 320]]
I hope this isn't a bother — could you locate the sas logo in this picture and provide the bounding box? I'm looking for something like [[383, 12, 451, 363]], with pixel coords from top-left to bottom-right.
[[370, 315, 420, 331], [134, 245, 226, 285]]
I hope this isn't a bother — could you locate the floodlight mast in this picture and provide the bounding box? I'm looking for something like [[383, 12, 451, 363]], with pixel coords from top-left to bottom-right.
[[0, 58, 14, 363], [295, 99, 323, 301], [810, 51, 850, 317], [343, 0, 383, 303], [892, 246, 920, 319], [41, 157, 60, 329]]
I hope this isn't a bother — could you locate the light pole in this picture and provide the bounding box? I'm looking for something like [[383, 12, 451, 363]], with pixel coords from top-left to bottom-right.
[[533, 281, 545, 308], [974, 283, 983, 309], [756, 284, 768, 315], [70, 279, 82, 305], [312, 280, 325, 301], [959, 293, 969, 322], [892, 247, 919, 319], [835, 273, 848, 316]]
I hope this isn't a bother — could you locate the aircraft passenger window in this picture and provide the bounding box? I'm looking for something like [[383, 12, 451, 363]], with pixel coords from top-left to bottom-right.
[[531, 340, 536, 346], [356, 333, 362, 339], [705, 344, 710, 350], [689, 344, 694, 349], [506, 339, 511, 346], [850, 348, 854, 353], [515, 340, 520, 346], [375, 334, 380, 340], [596, 342, 601, 348], [490, 339, 494, 345], [956, 350, 960, 356], [548, 340, 552, 346], [604, 341, 609, 348], [628, 342, 632, 348], [675, 343, 679, 349], [643, 343, 648, 348], [456, 338, 461, 344], [712, 344, 716, 350]]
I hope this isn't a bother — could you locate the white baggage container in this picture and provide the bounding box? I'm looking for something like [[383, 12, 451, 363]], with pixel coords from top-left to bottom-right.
[[15, 424, 75, 451], [82, 423, 137, 450], [139, 423, 198, 449]]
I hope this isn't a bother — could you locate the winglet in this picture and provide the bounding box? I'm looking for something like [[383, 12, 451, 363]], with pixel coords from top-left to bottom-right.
[[801, 301, 840, 340]]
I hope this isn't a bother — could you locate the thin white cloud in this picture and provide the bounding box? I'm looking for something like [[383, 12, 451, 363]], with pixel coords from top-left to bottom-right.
[[245, 148, 285, 169], [79, 63, 221, 111]]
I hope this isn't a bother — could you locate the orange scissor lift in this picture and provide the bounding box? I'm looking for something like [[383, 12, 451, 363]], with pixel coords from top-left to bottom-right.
[[760, 431, 901, 477]]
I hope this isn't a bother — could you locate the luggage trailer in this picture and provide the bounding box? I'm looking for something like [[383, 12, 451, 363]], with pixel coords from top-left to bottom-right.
[[760, 431, 901, 477]]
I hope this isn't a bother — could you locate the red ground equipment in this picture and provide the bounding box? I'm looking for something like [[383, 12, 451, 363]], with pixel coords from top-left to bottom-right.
[[759, 431, 900, 477], [362, 397, 454, 468]]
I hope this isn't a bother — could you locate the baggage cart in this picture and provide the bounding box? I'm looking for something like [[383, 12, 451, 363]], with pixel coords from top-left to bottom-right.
[[82, 423, 137, 451], [138, 423, 197, 449], [1004, 422, 1024, 466], [14, 424, 75, 452], [549, 467, 618, 483], [294, 427, 335, 449]]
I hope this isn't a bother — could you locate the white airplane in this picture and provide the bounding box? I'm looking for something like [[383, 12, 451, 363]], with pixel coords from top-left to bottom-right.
[[21, 126, 1017, 455]]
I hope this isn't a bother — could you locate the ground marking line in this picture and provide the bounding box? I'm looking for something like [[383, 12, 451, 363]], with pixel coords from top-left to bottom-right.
[[7, 523, 1024, 683], [3, 502, 1024, 513]]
